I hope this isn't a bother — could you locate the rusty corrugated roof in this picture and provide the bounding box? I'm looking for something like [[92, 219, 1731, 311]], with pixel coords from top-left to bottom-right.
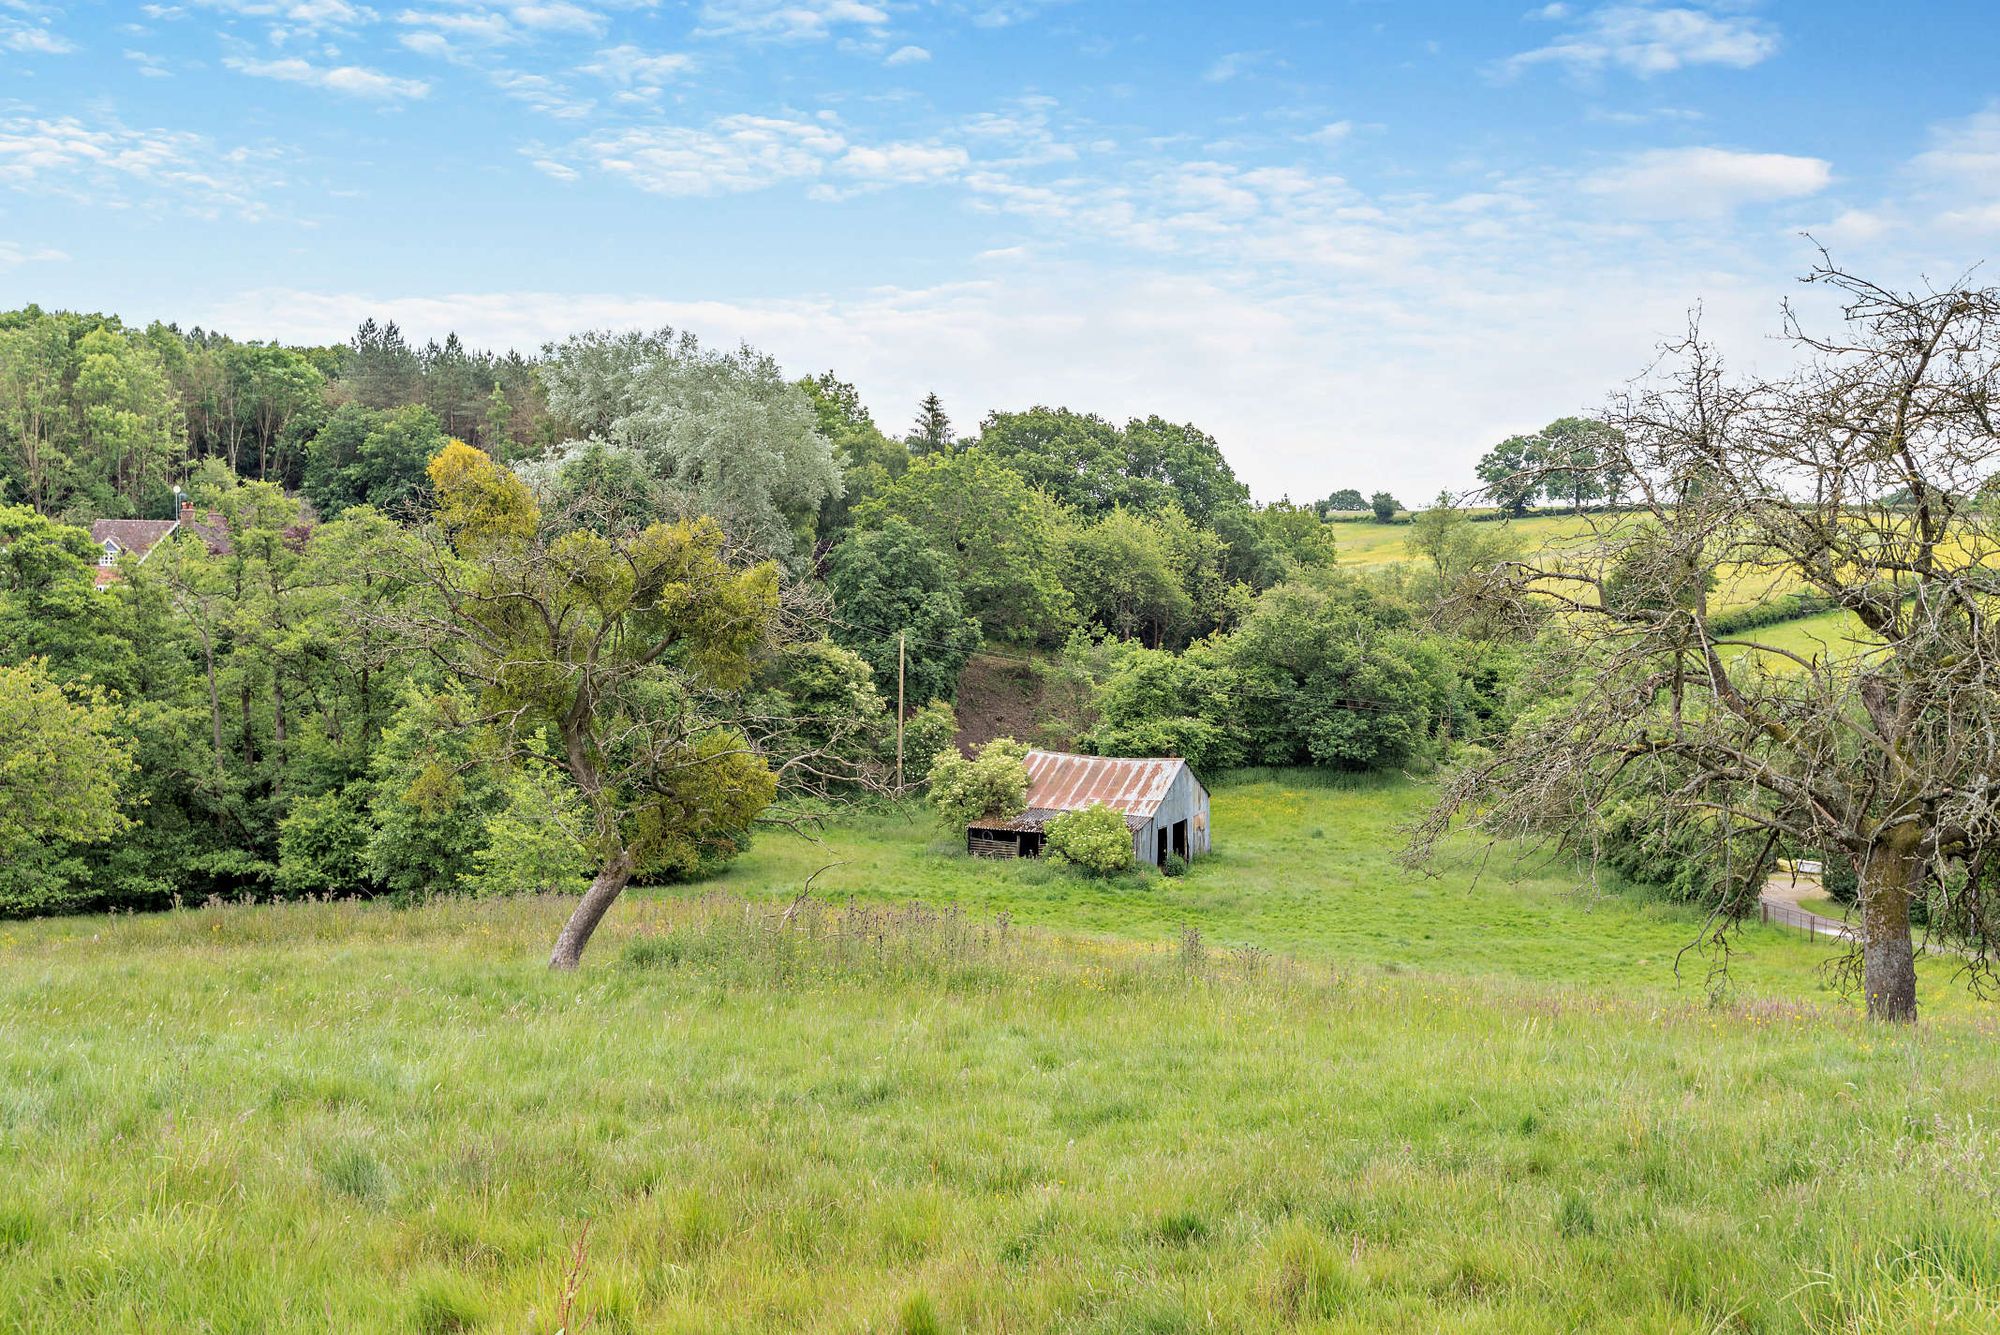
[[971, 806, 1149, 833], [1020, 750, 1190, 821]]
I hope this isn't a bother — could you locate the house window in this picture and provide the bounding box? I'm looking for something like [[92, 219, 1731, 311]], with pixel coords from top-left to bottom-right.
[[99, 543, 118, 567]]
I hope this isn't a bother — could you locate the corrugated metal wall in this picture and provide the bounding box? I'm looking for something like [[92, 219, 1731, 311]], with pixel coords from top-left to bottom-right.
[[1131, 767, 1211, 866]]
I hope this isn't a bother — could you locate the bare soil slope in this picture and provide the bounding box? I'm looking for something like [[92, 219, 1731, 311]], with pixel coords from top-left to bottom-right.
[[952, 650, 1045, 751]]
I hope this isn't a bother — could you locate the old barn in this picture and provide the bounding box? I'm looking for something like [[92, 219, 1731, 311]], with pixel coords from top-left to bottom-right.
[[967, 750, 1210, 867]]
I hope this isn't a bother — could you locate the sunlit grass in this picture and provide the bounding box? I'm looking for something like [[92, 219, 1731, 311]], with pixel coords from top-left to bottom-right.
[[1328, 515, 1810, 614], [5, 891, 2000, 1332], [700, 772, 1979, 1017]]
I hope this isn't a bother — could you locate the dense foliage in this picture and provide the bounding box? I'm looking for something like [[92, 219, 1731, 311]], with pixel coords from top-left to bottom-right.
[[1044, 802, 1136, 875], [0, 300, 1469, 923], [928, 737, 1030, 828]]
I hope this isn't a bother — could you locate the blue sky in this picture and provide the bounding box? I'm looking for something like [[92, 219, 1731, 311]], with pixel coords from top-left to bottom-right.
[[2, 1, 1996, 500]]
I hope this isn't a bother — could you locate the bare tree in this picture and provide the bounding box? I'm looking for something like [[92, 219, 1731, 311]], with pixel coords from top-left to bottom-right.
[[1411, 261, 2000, 1023]]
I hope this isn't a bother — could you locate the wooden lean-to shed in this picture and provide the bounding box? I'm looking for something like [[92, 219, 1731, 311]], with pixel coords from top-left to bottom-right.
[[966, 750, 1211, 867]]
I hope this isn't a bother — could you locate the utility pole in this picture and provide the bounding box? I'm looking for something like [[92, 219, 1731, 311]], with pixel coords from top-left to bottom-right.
[[896, 631, 906, 795]]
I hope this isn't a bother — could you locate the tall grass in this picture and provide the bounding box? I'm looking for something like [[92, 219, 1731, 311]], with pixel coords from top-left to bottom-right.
[[4, 892, 2000, 1331]]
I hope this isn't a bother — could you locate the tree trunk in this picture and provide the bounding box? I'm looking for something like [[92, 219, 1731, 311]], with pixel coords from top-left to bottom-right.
[[1859, 841, 1920, 1024], [200, 633, 225, 781], [548, 848, 635, 971]]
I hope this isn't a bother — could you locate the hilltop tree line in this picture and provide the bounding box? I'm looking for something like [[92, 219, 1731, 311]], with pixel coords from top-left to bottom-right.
[[0, 308, 553, 521]]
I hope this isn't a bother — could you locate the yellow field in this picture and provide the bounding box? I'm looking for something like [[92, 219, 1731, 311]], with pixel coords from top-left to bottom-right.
[[1329, 514, 1806, 614]]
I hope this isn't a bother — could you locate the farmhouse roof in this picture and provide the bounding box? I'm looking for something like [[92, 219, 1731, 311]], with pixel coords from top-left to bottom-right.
[[87, 503, 236, 586], [89, 518, 180, 559]]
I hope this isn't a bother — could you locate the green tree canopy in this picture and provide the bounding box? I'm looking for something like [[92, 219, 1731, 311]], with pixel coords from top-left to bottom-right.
[[1475, 434, 1546, 516], [906, 391, 955, 457], [1317, 488, 1368, 515], [802, 371, 905, 540], [1065, 507, 1192, 647], [538, 328, 840, 564], [0, 658, 135, 861], [854, 450, 1074, 643], [827, 518, 982, 705]]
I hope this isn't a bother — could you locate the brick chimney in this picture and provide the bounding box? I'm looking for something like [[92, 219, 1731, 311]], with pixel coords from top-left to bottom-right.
[[180, 500, 195, 525]]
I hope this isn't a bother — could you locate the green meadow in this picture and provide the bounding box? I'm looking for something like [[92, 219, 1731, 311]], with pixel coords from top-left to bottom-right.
[[701, 773, 1972, 1016], [6, 776, 2000, 1332]]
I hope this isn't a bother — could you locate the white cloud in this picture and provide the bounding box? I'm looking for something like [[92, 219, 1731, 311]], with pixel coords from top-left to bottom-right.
[[1583, 146, 1830, 217], [884, 43, 928, 66], [3, 24, 75, 53], [184, 0, 375, 36], [0, 113, 282, 217], [577, 115, 848, 194], [1203, 50, 1261, 83], [491, 68, 594, 117], [836, 141, 968, 182], [1912, 102, 2000, 189], [1906, 102, 2000, 237], [582, 43, 693, 86], [396, 8, 516, 44], [510, 2, 606, 35], [0, 241, 68, 269], [1302, 121, 1354, 146], [399, 29, 457, 57], [1505, 4, 1777, 78], [192, 254, 1796, 506], [695, 0, 888, 41], [554, 115, 979, 197], [1807, 208, 1893, 245], [227, 55, 431, 98], [124, 49, 172, 76]]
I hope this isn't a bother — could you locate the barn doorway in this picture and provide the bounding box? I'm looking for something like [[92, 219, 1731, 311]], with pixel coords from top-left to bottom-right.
[[1171, 819, 1189, 861]]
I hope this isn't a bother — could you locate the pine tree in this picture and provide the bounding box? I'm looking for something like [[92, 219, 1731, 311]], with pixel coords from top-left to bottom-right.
[[906, 391, 954, 457]]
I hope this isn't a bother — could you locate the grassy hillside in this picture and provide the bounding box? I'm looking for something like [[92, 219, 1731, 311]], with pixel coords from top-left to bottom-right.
[[701, 773, 1975, 1016], [7, 891, 2000, 1333], [1329, 515, 1809, 615], [1726, 606, 1876, 663], [1328, 515, 1593, 567]]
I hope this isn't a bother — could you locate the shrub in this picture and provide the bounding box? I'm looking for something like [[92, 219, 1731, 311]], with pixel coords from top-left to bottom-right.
[[365, 684, 501, 899], [275, 789, 374, 898], [1706, 588, 1839, 638], [928, 737, 1028, 828], [0, 845, 92, 919], [471, 764, 592, 897], [895, 699, 958, 789], [750, 639, 888, 795], [1046, 803, 1136, 876]]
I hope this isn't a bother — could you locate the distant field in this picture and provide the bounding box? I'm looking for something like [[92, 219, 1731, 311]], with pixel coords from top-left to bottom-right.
[[1721, 607, 1879, 667], [1328, 515, 1807, 615], [7, 885, 2000, 1331], [1330, 513, 1600, 568]]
